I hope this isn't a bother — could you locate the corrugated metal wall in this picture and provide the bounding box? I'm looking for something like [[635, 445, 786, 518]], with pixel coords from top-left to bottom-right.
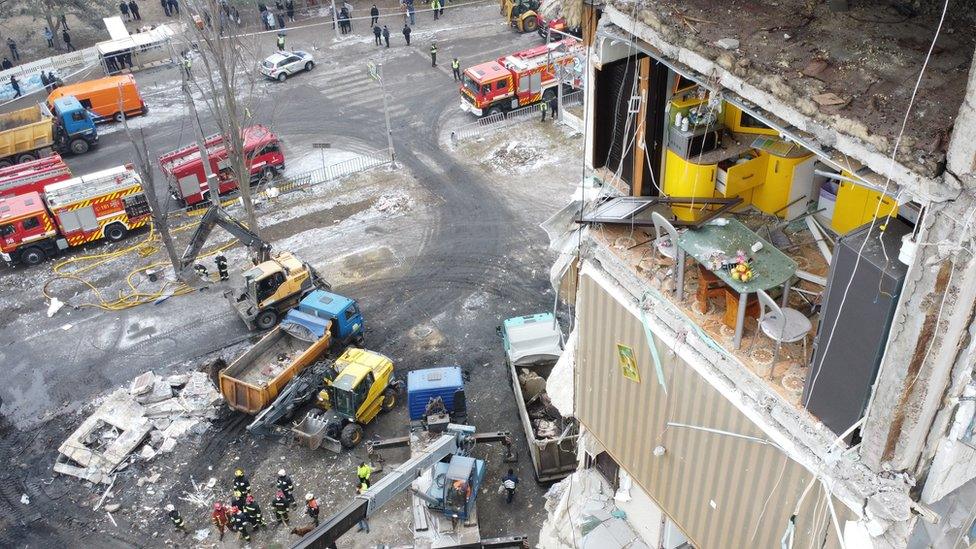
[[576, 270, 851, 548]]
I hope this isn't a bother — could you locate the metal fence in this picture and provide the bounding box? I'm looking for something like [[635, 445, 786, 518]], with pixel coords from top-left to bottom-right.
[[171, 148, 392, 218], [451, 90, 585, 143]]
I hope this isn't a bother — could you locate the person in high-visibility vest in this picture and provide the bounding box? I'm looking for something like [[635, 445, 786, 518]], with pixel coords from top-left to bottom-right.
[[277, 33, 286, 51], [431, 0, 440, 20], [451, 58, 460, 81], [430, 42, 437, 67], [540, 99, 549, 122], [357, 461, 373, 487]]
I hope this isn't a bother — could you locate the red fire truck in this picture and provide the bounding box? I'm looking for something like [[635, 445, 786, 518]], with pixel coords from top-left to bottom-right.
[[159, 125, 285, 206], [460, 38, 582, 117], [0, 155, 72, 198], [0, 165, 151, 265]]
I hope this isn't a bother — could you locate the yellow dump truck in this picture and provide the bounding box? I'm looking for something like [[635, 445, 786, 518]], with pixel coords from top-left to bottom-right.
[[0, 98, 98, 168]]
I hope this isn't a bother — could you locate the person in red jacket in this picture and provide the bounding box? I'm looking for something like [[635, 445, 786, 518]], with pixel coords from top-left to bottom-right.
[[211, 502, 230, 540]]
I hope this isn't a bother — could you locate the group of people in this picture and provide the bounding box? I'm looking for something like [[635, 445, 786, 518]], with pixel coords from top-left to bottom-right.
[[41, 27, 74, 52], [118, 0, 142, 21], [166, 468, 328, 542], [160, 0, 180, 17], [258, 1, 295, 31]]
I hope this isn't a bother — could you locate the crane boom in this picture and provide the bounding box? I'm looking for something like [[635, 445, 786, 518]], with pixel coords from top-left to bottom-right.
[[178, 205, 271, 278]]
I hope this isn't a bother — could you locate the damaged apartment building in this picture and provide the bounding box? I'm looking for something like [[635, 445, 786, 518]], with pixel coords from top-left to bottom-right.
[[542, 0, 976, 547]]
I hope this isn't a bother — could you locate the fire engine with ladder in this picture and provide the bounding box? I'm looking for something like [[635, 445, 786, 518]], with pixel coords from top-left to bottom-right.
[[0, 165, 151, 265], [459, 38, 582, 117], [0, 154, 73, 198]]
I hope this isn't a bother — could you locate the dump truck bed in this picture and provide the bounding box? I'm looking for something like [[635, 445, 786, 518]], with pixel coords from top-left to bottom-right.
[[219, 322, 332, 414], [0, 105, 54, 159]]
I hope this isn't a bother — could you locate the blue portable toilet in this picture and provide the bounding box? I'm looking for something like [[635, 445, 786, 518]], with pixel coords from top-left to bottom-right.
[[407, 366, 466, 421]]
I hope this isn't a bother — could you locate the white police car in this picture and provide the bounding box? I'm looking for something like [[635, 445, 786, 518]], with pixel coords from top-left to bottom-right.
[[260, 50, 315, 82]]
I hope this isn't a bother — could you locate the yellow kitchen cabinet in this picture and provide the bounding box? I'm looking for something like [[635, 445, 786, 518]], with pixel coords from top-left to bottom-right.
[[831, 178, 899, 234], [723, 104, 779, 136], [718, 153, 767, 201], [751, 152, 815, 218], [664, 148, 716, 222]]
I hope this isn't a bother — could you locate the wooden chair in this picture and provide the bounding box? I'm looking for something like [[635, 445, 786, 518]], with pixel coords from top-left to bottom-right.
[[756, 289, 813, 368], [696, 266, 726, 314]]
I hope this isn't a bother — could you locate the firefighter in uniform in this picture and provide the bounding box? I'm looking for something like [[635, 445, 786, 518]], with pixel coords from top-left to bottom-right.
[[305, 493, 320, 526], [277, 469, 296, 507], [233, 469, 251, 495], [243, 494, 267, 529], [272, 490, 290, 526], [181, 51, 192, 78], [451, 58, 461, 81], [211, 502, 230, 540], [231, 489, 246, 510], [277, 32, 286, 51], [430, 42, 437, 67], [165, 504, 188, 535], [193, 263, 209, 280], [230, 505, 252, 542], [215, 254, 229, 281], [357, 461, 373, 488], [540, 98, 549, 122]]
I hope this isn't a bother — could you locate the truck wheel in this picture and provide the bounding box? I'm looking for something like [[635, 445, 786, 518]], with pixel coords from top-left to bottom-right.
[[487, 106, 503, 117], [340, 423, 364, 448], [114, 112, 125, 123], [20, 246, 45, 266], [0, 159, 11, 169], [104, 223, 127, 242], [380, 388, 396, 412], [255, 309, 279, 330], [263, 166, 276, 181], [69, 138, 90, 155], [522, 14, 538, 32], [16, 153, 36, 164]]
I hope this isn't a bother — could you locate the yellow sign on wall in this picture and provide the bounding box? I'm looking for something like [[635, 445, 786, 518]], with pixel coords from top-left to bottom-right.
[[616, 343, 641, 383]]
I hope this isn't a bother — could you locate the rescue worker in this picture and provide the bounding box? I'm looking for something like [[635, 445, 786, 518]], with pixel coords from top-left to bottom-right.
[[451, 57, 460, 81], [243, 494, 267, 529], [430, 42, 437, 67], [372, 24, 382, 46], [10, 76, 21, 99], [382, 25, 390, 48], [502, 468, 519, 504], [402, 24, 411, 45], [211, 502, 230, 540], [233, 469, 251, 495], [370, 3, 379, 25], [540, 99, 549, 122], [215, 254, 228, 281], [272, 490, 290, 526], [305, 493, 320, 526], [230, 505, 252, 542], [548, 96, 558, 121], [431, 0, 440, 20], [357, 461, 373, 488], [165, 503, 188, 535], [277, 32, 286, 51], [181, 51, 192, 79], [277, 469, 296, 507], [231, 489, 246, 510], [194, 263, 209, 280]]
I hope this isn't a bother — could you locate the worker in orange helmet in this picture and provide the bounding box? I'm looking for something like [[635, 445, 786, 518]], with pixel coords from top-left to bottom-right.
[[211, 501, 230, 540]]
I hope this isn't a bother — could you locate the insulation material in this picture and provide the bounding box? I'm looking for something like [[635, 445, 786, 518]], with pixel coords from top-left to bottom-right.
[[547, 327, 576, 417]]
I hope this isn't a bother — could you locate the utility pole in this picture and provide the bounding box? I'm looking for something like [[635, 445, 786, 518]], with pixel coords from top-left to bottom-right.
[[368, 60, 397, 167]]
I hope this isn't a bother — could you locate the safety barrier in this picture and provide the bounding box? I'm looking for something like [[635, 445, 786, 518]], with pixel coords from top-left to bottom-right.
[[450, 90, 585, 143], [0, 47, 100, 82], [170, 148, 392, 218]]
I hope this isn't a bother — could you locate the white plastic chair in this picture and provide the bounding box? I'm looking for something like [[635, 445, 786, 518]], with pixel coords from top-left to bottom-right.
[[756, 289, 812, 369], [651, 211, 678, 260]]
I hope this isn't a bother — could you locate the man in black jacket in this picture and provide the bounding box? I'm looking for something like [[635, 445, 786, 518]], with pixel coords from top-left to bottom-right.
[[382, 25, 390, 47], [373, 24, 382, 46], [370, 3, 379, 25], [402, 24, 411, 45]]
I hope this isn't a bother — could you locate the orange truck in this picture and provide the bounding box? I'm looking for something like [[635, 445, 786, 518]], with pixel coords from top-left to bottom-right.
[[0, 165, 151, 265], [47, 74, 147, 123], [460, 38, 581, 117]]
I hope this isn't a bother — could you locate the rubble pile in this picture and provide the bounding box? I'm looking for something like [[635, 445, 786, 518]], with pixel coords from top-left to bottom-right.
[[519, 369, 568, 440], [538, 469, 648, 549], [54, 371, 222, 484]]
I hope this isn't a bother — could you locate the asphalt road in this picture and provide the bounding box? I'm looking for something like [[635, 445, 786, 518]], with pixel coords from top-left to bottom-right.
[[0, 5, 576, 547]]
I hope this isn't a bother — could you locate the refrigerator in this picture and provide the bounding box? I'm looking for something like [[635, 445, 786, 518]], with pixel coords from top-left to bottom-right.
[[802, 218, 911, 437]]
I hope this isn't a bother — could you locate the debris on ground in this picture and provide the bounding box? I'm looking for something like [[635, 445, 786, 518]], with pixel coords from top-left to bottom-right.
[[46, 297, 65, 318], [55, 371, 222, 484], [538, 469, 647, 548]]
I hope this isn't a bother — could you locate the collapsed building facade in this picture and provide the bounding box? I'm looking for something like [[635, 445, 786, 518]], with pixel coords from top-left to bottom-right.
[[544, 0, 976, 547]]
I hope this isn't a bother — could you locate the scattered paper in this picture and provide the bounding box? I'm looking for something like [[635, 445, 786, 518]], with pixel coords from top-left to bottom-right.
[[47, 298, 65, 318]]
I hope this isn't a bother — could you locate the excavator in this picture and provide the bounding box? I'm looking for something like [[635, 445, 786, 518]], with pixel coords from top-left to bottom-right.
[[501, 0, 541, 33], [178, 205, 330, 330]]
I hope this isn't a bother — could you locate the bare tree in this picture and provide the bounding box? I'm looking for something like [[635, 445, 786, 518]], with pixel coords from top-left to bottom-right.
[[14, 0, 116, 50], [176, 0, 265, 236]]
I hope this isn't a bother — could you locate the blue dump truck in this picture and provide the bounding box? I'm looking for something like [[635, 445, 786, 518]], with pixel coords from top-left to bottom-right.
[[220, 289, 365, 416], [500, 313, 578, 482], [407, 366, 468, 428], [0, 98, 98, 167]]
